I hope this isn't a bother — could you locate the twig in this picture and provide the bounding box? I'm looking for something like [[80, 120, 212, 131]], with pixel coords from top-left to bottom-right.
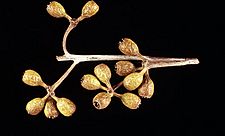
[[52, 13, 199, 92]]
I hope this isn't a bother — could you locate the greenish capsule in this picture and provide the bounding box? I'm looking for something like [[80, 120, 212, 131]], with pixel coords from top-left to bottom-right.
[[92, 92, 112, 110], [121, 93, 141, 109], [81, 0, 99, 18], [56, 97, 76, 117], [26, 97, 45, 115], [123, 72, 144, 91], [118, 38, 140, 56], [81, 74, 101, 90], [94, 63, 112, 86], [115, 61, 135, 76]]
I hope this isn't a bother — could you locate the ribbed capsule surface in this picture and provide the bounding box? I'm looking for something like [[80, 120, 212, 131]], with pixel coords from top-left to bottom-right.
[[26, 97, 45, 115], [56, 97, 76, 117], [121, 93, 141, 109], [81, 74, 101, 90], [92, 92, 112, 110]]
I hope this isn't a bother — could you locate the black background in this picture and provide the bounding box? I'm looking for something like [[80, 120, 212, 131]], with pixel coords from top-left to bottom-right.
[[3, 0, 225, 135]]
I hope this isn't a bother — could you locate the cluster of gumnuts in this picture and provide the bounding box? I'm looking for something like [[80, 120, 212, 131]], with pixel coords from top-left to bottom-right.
[[22, 0, 99, 119], [81, 38, 155, 110], [22, 69, 76, 119], [22, 0, 198, 119], [22, 0, 154, 119], [22, 37, 154, 119]]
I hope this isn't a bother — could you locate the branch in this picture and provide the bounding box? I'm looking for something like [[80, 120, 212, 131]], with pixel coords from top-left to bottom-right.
[[56, 54, 199, 68]]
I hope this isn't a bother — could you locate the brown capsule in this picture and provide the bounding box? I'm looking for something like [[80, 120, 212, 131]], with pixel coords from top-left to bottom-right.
[[118, 38, 140, 56], [46, 1, 67, 18], [115, 61, 135, 76], [56, 97, 76, 117], [123, 72, 144, 91], [121, 93, 141, 109], [81, 0, 99, 18], [92, 92, 112, 110], [26, 97, 45, 115], [81, 74, 101, 90], [138, 77, 154, 99], [44, 98, 59, 119], [22, 69, 46, 87], [94, 63, 111, 86]]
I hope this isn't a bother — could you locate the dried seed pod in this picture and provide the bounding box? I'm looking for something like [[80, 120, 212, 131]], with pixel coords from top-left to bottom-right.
[[118, 38, 140, 56], [81, 74, 101, 90], [22, 69, 47, 87], [81, 0, 99, 18], [26, 97, 45, 115], [55, 97, 76, 117], [121, 93, 141, 109], [94, 63, 112, 87], [115, 61, 135, 76], [92, 92, 112, 110], [138, 76, 154, 98], [44, 98, 59, 119], [123, 72, 144, 91], [46, 1, 67, 18]]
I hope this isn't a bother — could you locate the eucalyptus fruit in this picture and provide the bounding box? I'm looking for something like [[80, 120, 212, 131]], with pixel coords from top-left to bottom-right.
[[46, 1, 67, 18], [94, 63, 113, 89], [81, 0, 99, 18], [121, 93, 141, 109], [138, 75, 154, 98], [22, 69, 47, 87], [115, 61, 135, 76], [92, 92, 112, 109], [26, 97, 46, 115], [44, 98, 59, 119], [118, 38, 141, 56], [123, 72, 144, 91], [55, 97, 76, 117], [81, 74, 102, 90]]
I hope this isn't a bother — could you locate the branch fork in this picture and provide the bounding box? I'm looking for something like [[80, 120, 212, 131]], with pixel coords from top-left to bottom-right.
[[22, 0, 199, 118]]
